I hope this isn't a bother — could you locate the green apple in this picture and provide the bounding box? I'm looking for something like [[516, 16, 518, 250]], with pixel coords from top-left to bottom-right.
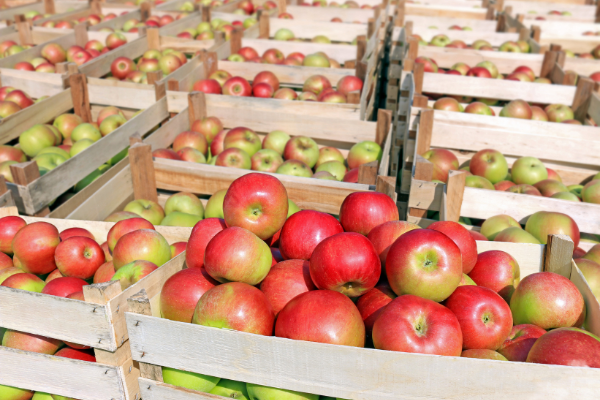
[[303, 53, 330, 68], [108, 147, 128, 165], [469, 149, 508, 184], [197, 22, 212, 33], [288, 199, 300, 217], [205, 189, 227, 218], [274, 28, 295, 41], [210, 379, 249, 399], [162, 367, 220, 392], [111, 260, 158, 290], [124, 199, 165, 225], [0, 385, 33, 400], [262, 130, 291, 155], [511, 156, 548, 185], [34, 153, 68, 175], [243, 18, 257, 29], [74, 164, 110, 192], [480, 214, 522, 240], [70, 139, 95, 157], [347, 141, 382, 169], [315, 160, 346, 181], [312, 35, 331, 43], [494, 227, 541, 244], [33, 392, 54, 399], [165, 192, 204, 217], [210, 18, 225, 29], [276, 160, 313, 177], [99, 114, 127, 136], [37, 146, 70, 159], [315, 146, 344, 167], [568, 184, 583, 198], [19, 124, 56, 157], [245, 383, 318, 400], [71, 123, 101, 142], [161, 212, 202, 227]]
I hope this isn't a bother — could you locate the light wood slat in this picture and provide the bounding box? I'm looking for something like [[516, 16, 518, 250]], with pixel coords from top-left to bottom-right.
[[140, 379, 224, 400]]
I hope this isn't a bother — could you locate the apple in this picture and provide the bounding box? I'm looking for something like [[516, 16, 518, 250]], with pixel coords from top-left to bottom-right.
[[526, 327, 600, 367], [415, 56, 438, 73], [138, 58, 160, 73], [104, 211, 139, 222], [162, 367, 220, 393], [252, 82, 274, 98], [464, 102, 494, 116], [71, 123, 101, 143], [190, 117, 223, 145], [0, 251, 12, 270], [499, 41, 522, 52], [262, 130, 291, 155], [192, 79, 222, 94], [1, 273, 45, 292], [55, 347, 95, 362], [12, 222, 59, 275], [533, 179, 568, 197], [497, 324, 546, 362], [525, 211, 580, 247], [511, 156, 548, 185], [582, 180, 600, 204], [545, 104, 574, 122], [467, 66, 492, 78], [193, 282, 274, 335], [13, 62, 34, 71], [41, 43, 66, 64], [41, 276, 87, 298], [430, 34, 451, 47], [111, 57, 137, 80], [215, 147, 251, 169], [339, 192, 399, 236], [347, 141, 382, 170], [278, 210, 341, 260], [209, 70, 232, 87], [315, 161, 346, 181], [446, 285, 512, 350], [204, 190, 227, 219], [302, 75, 332, 95], [251, 149, 283, 172], [253, 70, 280, 92], [298, 91, 318, 101], [246, 383, 318, 400], [238, 47, 259, 60], [223, 76, 252, 96], [386, 229, 462, 301], [111, 260, 158, 290], [276, 160, 313, 177], [507, 184, 541, 196], [152, 148, 181, 161], [367, 221, 419, 268], [159, 54, 183, 75], [0, 385, 33, 399], [276, 289, 364, 346], [283, 136, 319, 168], [494, 227, 541, 244], [165, 192, 204, 217], [480, 215, 522, 241], [274, 88, 298, 100], [422, 148, 459, 183], [259, 259, 316, 316], [2, 330, 62, 355], [0, 215, 26, 254], [314, 147, 344, 168], [112, 229, 171, 270], [4, 91, 32, 109], [173, 131, 208, 155], [510, 272, 584, 329], [124, 199, 165, 225], [312, 35, 331, 43], [499, 100, 532, 119], [97, 106, 125, 126], [93, 261, 116, 283], [372, 294, 462, 356], [107, 217, 155, 252], [160, 267, 217, 322], [469, 149, 508, 184], [106, 32, 127, 49], [0, 145, 26, 163], [54, 236, 104, 279], [429, 221, 477, 274]]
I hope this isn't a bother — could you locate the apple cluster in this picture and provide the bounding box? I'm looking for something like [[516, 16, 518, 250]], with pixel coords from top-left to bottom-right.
[[413, 33, 532, 53], [117, 13, 179, 33], [150, 115, 380, 181], [0, 86, 36, 120], [228, 45, 347, 68], [9, 33, 129, 73], [194, 69, 363, 103], [152, 174, 598, 399], [109, 48, 187, 83], [37, 12, 116, 29], [0, 106, 129, 191], [303, 0, 374, 8], [424, 147, 600, 204]]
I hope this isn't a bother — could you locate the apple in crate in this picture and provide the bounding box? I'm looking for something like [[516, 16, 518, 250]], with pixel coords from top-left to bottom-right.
[[339, 192, 399, 236], [1, 273, 45, 292], [161, 268, 217, 322], [12, 222, 60, 275], [54, 237, 105, 279], [468, 250, 520, 302], [0, 215, 26, 254], [107, 218, 155, 252], [186, 218, 227, 269], [526, 328, 600, 367], [111, 260, 158, 290], [42, 276, 87, 298], [112, 229, 171, 270], [279, 210, 342, 260], [498, 324, 546, 362], [124, 199, 165, 225]]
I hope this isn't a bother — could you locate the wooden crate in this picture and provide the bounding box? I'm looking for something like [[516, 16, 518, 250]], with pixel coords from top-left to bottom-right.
[[123, 234, 600, 400], [503, 0, 599, 23], [4, 75, 171, 216], [0, 206, 194, 400], [396, 0, 496, 22], [0, 0, 87, 25], [89, 2, 187, 34], [51, 89, 396, 221]]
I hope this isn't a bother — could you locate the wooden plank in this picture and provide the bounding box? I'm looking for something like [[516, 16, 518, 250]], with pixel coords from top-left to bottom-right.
[[70, 73, 92, 123], [544, 234, 574, 278], [376, 109, 392, 146], [415, 110, 433, 157], [129, 143, 159, 203], [358, 160, 378, 185], [140, 379, 226, 400], [10, 161, 49, 216], [125, 312, 600, 400], [128, 290, 164, 382], [444, 170, 466, 223], [188, 91, 206, 124], [573, 77, 595, 122], [0, 347, 124, 400]]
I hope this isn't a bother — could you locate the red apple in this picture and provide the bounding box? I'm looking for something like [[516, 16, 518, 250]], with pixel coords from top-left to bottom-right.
[[414, 56, 438, 73], [260, 259, 316, 315], [59, 227, 94, 241], [239, 47, 259, 60], [107, 217, 155, 252], [262, 48, 284, 64], [12, 222, 59, 275], [468, 250, 520, 302], [529, 327, 600, 369], [186, 218, 227, 269], [223, 76, 252, 96], [2, 330, 62, 355], [339, 192, 399, 236], [55, 347, 96, 362], [41, 276, 88, 297], [467, 66, 492, 78], [191, 116, 223, 144], [5, 91, 33, 109], [160, 267, 218, 322], [367, 221, 421, 267], [525, 211, 580, 247], [422, 148, 459, 183], [192, 282, 274, 335], [173, 130, 208, 154], [429, 221, 478, 274], [106, 32, 127, 49], [372, 294, 462, 356], [93, 261, 116, 283], [41, 43, 66, 64], [356, 283, 396, 336], [111, 57, 136, 80], [278, 209, 343, 260], [497, 324, 546, 362], [302, 75, 332, 95], [193, 79, 222, 94], [54, 237, 104, 279], [253, 71, 280, 91], [0, 215, 26, 254], [112, 229, 171, 270], [276, 289, 365, 346], [252, 82, 274, 98]]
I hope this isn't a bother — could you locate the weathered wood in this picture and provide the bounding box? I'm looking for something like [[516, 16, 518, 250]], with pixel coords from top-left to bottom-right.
[[230, 26, 243, 55], [376, 109, 392, 146], [10, 161, 49, 217], [129, 143, 158, 203], [188, 91, 207, 124], [443, 170, 466, 223], [74, 21, 89, 47], [258, 11, 269, 39], [358, 161, 378, 185], [147, 27, 161, 50], [544, 234, 575, 278], [573, 77, 595, 122], [70, 73, 92, 123]]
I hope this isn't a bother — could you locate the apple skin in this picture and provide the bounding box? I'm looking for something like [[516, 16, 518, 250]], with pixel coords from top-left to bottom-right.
[[506, 184, 541, 196], [339, 192, 399, 236], [497, 324, 546, 362], [336, 75, 363, 96], [12, 222, 60, 275], [494, 227, 541, 245], [0, 385, 33, 400], [481, 219, 522, 242], [162, 367, 220, 393], [165, 192, 204, 217], [366, 221, 420, 268], [205, 190, 227, 219], [173, 131, 208, 155], [302, 75, 332, 95], [246, 383, 318, 400], [223, 76, 252, 96], [124, 199, 165, 225], [0, 215, 26, 254], [41, 277, 87, 298], [386, 229, 462, 302], [524, 211, 580, 247], [574, 258, 600, 302], [193, 282, 274, 336], [545, 104, 574, 123], [510, 272, 584, 329], [262, 130, 291, 155], [204, 226, 272, 285], [1, 273, 45, 293], [215, 147, 251, 169], [251, 149, 283, 172], [372, 294, 462, 356], [186, 218, 227, 269], [533, 179, 568, 197], [0, 251, 12, 270], [2, 329, 62, 355], [193, 79, 222, 94], [59, 227, 94, 241], [253, 71, 280, 91], [500, 100, 532, 119], [276, 289, 365, 347], [111, 260, 158, 290], [429, 221, 478, 274], [445, 285, 513, 350], [107, 217, 155, 252], [309, 232, 380, 297], [93, 261, 116, 283], [469, 149, 508, 184], [259, 259, 316, 315], [422, 148, 459, 183], [526, 327, 600, 367], [223, 173, 288, 241], [0, 268, 24, 285], [283, 136, 319, 168], [461, 349, 507, 361], [511, 156, 548, 185], [494, 180, 516, 191], [191, 117, 223, 144], [279, 210, 343, 260], [224, 127, 261, 156], [160, 268, 218, 323], [433, 97, 462, 112], [54, 236, 105, 279], [112, 229, 171, 270], [54, 347, 96, 362], [415, 56, 438, 73], [356, 283, 396, 337], [468, 250, 521, 302], [209, 379, 249, 398], [0, 145, 26, 164]]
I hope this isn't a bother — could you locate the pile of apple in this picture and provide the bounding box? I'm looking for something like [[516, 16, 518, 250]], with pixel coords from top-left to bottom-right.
[[109, 48, 188, 83], [271, 27, 355, 44], [423, 147, 600, 204], [0, 208, 189, 399], [0, 106, 130, 189], [145, 173, 597, 399], [302, 0, 374, 8], [194, 70, 363, 103], [0, 86, 39, 119], [114, 13, 180, 33], [150, 114, 380, 182], [38, 12, 117, 29], [432, 97, 585, 125], [10, 34, 128, 73], [412, 33, 533, 53], [227, 46, 346, 68], [175, 18, 253, 41], [425, 24, 473, 31]]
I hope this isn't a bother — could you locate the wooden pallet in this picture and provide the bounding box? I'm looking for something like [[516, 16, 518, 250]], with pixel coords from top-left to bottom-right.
[[4, 75, 170, 216], [0, 206, 193, 400], [123, 234, 600, 400], [50, 89, 395, 221]]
